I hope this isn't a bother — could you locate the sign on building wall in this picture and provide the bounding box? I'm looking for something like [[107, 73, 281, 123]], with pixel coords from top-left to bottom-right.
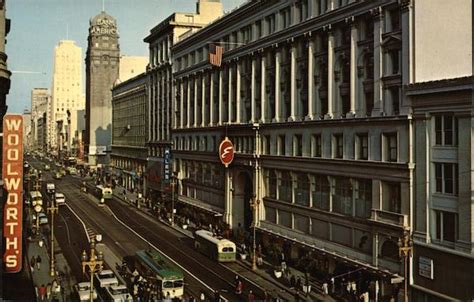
[[219, 137, 234, 168], [89, 145, 107, 155], [419, 256, 434, 279], [2, 115, 23, 273], [163, 149, 171, 184]]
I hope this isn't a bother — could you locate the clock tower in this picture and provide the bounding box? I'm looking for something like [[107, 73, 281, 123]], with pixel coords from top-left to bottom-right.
[[85, 11, 120, 165]]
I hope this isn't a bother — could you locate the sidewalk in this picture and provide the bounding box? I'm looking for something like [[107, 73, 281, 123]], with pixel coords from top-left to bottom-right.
[[109, 183, 335, 301], [26, 208, 75, 301]]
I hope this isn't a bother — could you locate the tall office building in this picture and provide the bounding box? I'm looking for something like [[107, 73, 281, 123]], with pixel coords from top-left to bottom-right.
[[31, 88, 49, 150], [85, 10, 120, 166], [50, 40, 84, 155]]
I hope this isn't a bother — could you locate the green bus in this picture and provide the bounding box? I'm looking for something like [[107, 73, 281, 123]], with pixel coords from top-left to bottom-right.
[[133, 250, 184, 300], [194, 229, 237, 262], [95, 185, 113, 205]]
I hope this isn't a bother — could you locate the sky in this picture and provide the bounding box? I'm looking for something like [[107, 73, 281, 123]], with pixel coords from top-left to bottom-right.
[[6, 0, 247, 114]]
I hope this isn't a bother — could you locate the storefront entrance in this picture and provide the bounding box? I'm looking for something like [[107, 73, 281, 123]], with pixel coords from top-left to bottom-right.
[[232, 171, 253, 231]]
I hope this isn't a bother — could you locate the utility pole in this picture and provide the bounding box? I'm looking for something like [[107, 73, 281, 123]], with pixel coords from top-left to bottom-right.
[[82, 238, 103, 302], [398, 230, 413, 302]]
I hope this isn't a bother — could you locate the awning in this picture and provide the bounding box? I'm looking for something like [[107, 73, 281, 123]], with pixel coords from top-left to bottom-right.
[[258, 223, 401, 279], [177, 196, 223, 217]]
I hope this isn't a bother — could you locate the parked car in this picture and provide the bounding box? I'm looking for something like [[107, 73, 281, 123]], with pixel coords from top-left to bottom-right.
[[55, 193, 66, 206], [68, 167, 78, 175], [105, 284, 132, 302], [94, 270, 118, 288], [53, 172, 62, 179], [38, 213, 48, 225], [74, 282, 98, 301]]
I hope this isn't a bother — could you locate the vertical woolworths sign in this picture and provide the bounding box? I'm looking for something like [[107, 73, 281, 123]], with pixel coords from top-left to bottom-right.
[[3, 115, 23, 273]]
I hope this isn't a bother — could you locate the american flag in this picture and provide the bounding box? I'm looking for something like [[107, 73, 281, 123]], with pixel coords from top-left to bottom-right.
[[209, 44, 224, 67]]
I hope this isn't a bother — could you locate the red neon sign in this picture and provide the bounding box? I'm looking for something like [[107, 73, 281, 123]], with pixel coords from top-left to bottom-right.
[[219, 137, 234, 168], [3, 115, 23, 273]]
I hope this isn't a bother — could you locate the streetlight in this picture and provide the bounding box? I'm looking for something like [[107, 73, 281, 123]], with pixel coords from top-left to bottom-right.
[[170, 173, 177, 226], [47, 192, 58, 276], [250, 195, 260, 271], [398, 230, 412, 302], [81, 238, 103, 302]]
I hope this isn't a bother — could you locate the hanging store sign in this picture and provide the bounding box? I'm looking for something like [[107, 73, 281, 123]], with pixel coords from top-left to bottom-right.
[[163, 149, 171, 184], [2, 115, 24, 273], [219, 137, 234, 168]]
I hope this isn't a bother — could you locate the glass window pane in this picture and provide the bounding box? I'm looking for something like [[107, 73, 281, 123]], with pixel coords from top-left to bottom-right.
[[443, 212, 455, 242], [444, 164, 453, 194], [435, 163, 442, 193]]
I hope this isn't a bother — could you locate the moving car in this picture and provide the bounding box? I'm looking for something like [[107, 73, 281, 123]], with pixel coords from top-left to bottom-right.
[[53, 172, 62, 179], [105, 284, 132, 302], [55, 193, 66, 206], [44, 164, 50, 171], [47, 183, 55, 194], [38, 213, 48, 225], [74, 282, 98, 301], [94, 270, 118, 288], [67, 167, 77, 175]]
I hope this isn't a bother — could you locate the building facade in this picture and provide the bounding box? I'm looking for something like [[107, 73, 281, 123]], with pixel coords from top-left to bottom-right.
[[408, 77, 473, 301], [111, 73, 148, 192], [170, 0, 421, 300], [119, 55, 147, 83], [22, 109, 32, 152], [144, 0, 223, 200], [85, 11, 120, 166], [31, 88, 49, 150], [50, 40, 84, 156]]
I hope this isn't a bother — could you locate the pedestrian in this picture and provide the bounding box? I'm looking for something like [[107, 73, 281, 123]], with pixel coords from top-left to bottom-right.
[[247, 290, 255, 302], [46, 283, 52, 300], [36, 255, 42, 270], [38, 284, 47, 301], [200, 292, 206, 301], [294, 289, 301, 302], [30, 256, 35, 272], [290, 274, 296, 289], [295, 276, 302, 291], [235, 279, 243, 295], [213, 290, 221, 302], [359, 291, 369, 302], [280, 252, 287, 272], [322, 282, 328, 295], [52, 279, 61, 297], [257, 244, 263, 266]]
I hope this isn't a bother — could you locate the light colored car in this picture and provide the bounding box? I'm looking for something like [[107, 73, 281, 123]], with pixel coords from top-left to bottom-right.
[[68, 167, 77, 175], [95, 269, 119, 288], [55, 193, 66, 206], [38, 213, 48, 225], [105, 284, 132, 302], [44, 164, 50, 171], [74, 282, 98, 301]]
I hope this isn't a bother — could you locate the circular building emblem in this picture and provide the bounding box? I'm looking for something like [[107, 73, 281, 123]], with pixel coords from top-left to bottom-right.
[[219, 137, 234, 168]]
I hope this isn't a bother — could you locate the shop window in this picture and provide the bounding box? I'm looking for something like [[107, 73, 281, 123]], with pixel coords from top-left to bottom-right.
[[435, 115, 458, 146], [295, 174, 310, 207], [434, 163, 458, 195], [278, 171, 292, 202], [435, 210, 457, 243], [266, 170, 277, 199], [265, 207, 277, 223], [333, 177, 352, 215], [279, 210, 292, 228], [312, 175, 330, 210], [355, 179, 372, 218]]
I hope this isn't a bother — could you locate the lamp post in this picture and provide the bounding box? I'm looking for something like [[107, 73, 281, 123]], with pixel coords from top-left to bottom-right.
[[398, 230, 412, 302], [81, 238, 103, 302], [47, 193, 58, 276], [250, 196, 260, 271], [170, 173, 177, 226]]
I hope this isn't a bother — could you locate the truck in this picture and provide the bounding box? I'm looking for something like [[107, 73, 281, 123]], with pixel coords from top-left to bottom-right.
[[47, 183, 55, 194]]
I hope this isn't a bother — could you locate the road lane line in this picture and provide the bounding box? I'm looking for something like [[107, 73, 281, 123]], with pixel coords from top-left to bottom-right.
[[105, 204, 228, 302], [66, 203, 90, 243]]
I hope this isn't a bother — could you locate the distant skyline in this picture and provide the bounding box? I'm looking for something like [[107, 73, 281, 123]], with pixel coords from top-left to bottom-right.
[[6, 0, 246, 114]]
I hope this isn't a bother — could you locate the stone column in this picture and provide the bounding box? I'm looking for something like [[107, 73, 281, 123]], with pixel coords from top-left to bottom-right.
[[372, 7, 384, 116], [251, 57, 257, 123], [326, 27, 335, 118], [400, 0, 412, 113], [349, 18, 358, 117], [218, 68, 223, 125], [289, 44, 297, 121], [201, 72, 206, 127], [260, 55, 267, 123], [306, 39, 315, 120], [274, 50, 281, 122], [228, 64, 234, 123], [179, 78, 184, 129], [194, 74, 199, 127], [187, 77, 191, 128], [236, 61, 241, 123], [209, 71, 215, 126]]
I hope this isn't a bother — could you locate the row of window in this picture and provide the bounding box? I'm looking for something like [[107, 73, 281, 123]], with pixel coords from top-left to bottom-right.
[[176, 1, 401, 71], [173, 131, 399, 162], [264, 170, 402, 217]]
